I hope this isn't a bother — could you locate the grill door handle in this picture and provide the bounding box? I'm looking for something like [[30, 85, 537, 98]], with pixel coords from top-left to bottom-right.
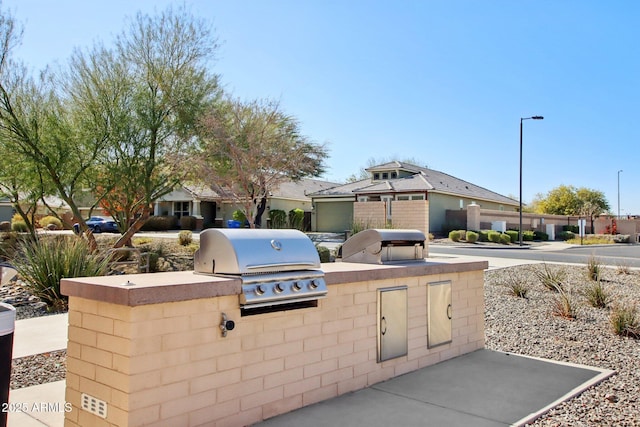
[[447, 304, 452, 320], [381, 316, 387, 335]]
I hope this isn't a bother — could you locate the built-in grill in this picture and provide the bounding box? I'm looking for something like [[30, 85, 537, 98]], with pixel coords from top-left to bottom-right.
[[194, 228, 327, 310], [341, 229, 427, 264]]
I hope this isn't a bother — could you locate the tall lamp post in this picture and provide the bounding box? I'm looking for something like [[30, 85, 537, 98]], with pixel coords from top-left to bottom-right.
[[618, 169, 623, 219], [519, 116, 544, 246]]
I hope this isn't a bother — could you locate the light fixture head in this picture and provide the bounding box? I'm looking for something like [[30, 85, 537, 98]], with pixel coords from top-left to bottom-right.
[[531, 116, 544, 120]]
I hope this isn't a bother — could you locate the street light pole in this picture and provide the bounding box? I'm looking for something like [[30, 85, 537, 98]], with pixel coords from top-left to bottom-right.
[[519, 116, 544, 246], [618, 169, 623, 219]]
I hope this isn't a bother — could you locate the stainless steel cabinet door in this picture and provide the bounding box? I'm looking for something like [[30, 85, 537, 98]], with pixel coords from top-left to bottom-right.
[[428, 281, 452, 348], [377, 286, 408, 362]]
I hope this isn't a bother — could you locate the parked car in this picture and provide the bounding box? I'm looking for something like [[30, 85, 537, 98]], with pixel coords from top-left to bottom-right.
[[84, 216, 119, 233]]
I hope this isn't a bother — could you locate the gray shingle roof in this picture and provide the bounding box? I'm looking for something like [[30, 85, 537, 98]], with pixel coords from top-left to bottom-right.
[[310, 162, 518, 206]]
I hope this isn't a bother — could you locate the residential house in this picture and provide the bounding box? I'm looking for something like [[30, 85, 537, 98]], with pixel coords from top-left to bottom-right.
[[155, 178, 339, 229], [309, 161, 519, 234]]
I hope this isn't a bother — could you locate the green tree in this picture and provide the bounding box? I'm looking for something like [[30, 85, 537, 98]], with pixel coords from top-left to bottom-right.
[[195, 97, 328, 227], [533, 185, 610, 233], [67, 5, 221, 247]]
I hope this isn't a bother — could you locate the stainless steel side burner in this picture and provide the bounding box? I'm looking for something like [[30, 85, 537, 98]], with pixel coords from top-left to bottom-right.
[[340, 229, 427, 264], [194, 229, 327, 309]]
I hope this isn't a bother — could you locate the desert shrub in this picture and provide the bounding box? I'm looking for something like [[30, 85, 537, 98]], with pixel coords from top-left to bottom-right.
[[533, 231, 549, 241], [39, 215, 63, 230], [505, 230, 519, 243], [498, 269, 528, 298], [499, 233, 511, 244], [558, 231, 575, 241], [523, 230, 535, 241], [586, 255, 601, 281], [316, 245, 330, 263], [180, 216, 197, 230], [487, 231, 501, 243], [610, 305, 640, 338], [616, 261, 632, 275], [532, 263, 565, 292], [465, 231, 478, 243], [584, 278, 610, 308], [11, 213, 28, 232], [269, 209, 287, 229], [289, 208, 305, 231], [13, 236, 109, 311], [478, 230, 490, 242], [428, 233, 435, 241], [178, 230, 193, 246], [449, 230, 462, 242], [133, 237, 153, 245], [141, 216, 177, 231], [566, 236, 614, 245], [552, 286, 577, 319]]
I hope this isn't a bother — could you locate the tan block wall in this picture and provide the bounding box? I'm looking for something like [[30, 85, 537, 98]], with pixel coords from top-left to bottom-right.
[[353, 201, 386, 228], [391, 200, 429, 236], [65, 270, 484, 427]]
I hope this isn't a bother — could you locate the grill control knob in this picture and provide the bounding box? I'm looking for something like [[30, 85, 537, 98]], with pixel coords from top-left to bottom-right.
[[274, 283, 285, 293], [292, 281, 302, 291], [309, 280, 319, 290], [255, 284, 266, 295]]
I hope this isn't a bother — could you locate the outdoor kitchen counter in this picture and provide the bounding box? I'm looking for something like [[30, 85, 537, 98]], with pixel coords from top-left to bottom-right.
[[60, 258, 488, 307]]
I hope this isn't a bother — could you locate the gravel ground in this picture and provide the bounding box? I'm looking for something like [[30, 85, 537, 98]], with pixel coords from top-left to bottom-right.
[[3, 249, 640, 424], [485, 263, 640, 426]]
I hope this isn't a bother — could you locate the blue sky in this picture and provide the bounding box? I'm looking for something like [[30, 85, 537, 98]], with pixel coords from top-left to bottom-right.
[[4, 0, 638, 215]]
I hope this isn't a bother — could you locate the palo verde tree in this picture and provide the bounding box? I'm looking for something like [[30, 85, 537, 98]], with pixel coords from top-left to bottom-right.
[[67, 6, 221, 247], [0, 6, 107, 249], [195, 97, 328, 227]]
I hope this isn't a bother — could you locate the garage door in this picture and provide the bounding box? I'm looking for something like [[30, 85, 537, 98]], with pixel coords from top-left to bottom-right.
[[315, 201, 353, 232]]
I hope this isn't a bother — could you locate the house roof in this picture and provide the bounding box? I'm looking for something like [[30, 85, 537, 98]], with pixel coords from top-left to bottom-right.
[[310, 162, 518, 206], [183, 177, 340, 202]]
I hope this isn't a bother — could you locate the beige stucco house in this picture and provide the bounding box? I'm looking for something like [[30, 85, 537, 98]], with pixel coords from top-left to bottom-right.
[[155, 178, 339, 229], [309, 161, 519, 234]]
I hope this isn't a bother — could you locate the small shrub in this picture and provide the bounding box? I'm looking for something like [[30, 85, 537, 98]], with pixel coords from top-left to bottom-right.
[[487, 231, 501, 243], [133, 237, 153, 245], [180, 216, 197, 231], [232, 210, 247, 223], [478, 230, 490, 242], [552, 287, 577, 319], [178, 230, 193, 246], [428, 233, 435, 241], [499, 269, 528, 298], [316, 245, 330, 263], [11, 219, 28, 232], [505, 230, 519, 243], [584, 278, 609, 308], [532, 263, 565, 292], [13, 236, 110, 311], [289, 208, 305, 231], [562, 225, 579, 233], [533, 231, 549, 241], [586, 255, 601, 281], [269, 209, 287, 229], [499, 233, 511, 244], [185, 242, 199, 254], [449, 230, 462, 242], [558, 231, 575, 241], [39, 215, 63, 230], [566, 236, 614, 245], [616, 261, 632, 275], [523, 230, 535, 241], [465, 231, 478, 243], [141, 216, 177, 231], [610, 305, 640, 338]]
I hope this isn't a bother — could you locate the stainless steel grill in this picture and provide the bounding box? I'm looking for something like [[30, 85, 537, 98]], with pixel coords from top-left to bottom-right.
[[194, 229, 327, 309], [341, 229, 426, 264]]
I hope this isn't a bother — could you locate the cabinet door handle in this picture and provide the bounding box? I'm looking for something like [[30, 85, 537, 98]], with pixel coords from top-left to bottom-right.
[[381, 316, 387, 335], [447, 304, 452, 320]]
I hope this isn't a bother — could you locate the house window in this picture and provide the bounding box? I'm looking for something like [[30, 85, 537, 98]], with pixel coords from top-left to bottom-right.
[[373, 173, 380, 180], [174, 201, 190, 218], [459, 199, 464, 209], [357, 196, 369, 202], [382, 172, 389, 179], [391, 172, 397, 179]]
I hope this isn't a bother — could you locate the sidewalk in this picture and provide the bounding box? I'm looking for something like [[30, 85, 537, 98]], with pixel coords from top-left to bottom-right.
[[8, 314, 68, 427]]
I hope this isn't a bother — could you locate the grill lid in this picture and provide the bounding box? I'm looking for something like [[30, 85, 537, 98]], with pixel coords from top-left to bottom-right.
[[194, 228, 321, 275], [341, 229, 427, 264]]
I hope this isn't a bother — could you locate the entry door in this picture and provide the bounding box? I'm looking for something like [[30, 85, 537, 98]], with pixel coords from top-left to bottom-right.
[[377, 286, 408, 362]]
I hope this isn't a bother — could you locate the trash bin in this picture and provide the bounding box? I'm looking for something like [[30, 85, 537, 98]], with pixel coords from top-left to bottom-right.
[[227, 220, 241, 228], [0, 303, 15, 427]]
